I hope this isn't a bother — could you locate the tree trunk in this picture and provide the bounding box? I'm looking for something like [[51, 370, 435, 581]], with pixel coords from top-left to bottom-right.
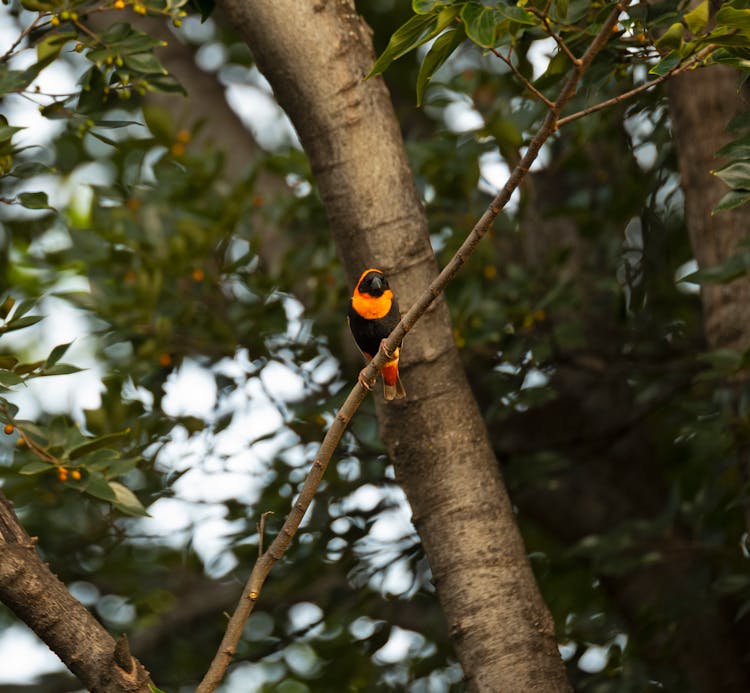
[[0, 493, 153, 692], [216, 1, 571, 690], [667, 69, 750, 352]]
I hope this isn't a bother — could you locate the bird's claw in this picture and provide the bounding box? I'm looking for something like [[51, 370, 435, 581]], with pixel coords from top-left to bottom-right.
[[358, 370, 374, 391], [380, 339, 395, 360]]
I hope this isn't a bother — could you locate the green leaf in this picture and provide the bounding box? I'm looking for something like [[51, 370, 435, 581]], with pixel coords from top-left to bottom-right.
[[88, 131, 118, 147], [368, 7, 460, 77], [143, 104, 175, 144], [13, 359, 45, 375], [191, 0, 216, 22], [45, 342, 72, 368], [122, 52, 167, 75], [77, 67, 107, 115], [42, 363, 82, 376], [684, 0, 710, 35], [716, 5, 750, 39], [81, 471, 117, 502], [717, 134, 750, 160], [0, 296, 15, 320], [413, 0, 445, 13], [655, 23, 683, 50], [37, 32, 77, 65], [19, 461, 53, 475], [0, 370, 24, 386], [555, 0, 569, 20], [0, 124, 23, 146], [649, 50, 681, 76], [461, 3, 500, 47], [416, 28, 465, 106], [39, 102, 69, 120], [713, 189, 750, 212], [20, 0, 55, 9], [109, 481, 149, 516], [1, 315, 43, 334], [0, 68, 33, 97], [681, 252, 750, 284], [101, 22, 132, 43], [714, 160, 750, 190], [496, 5, 536, 26], [700, 348, 743, 374], [12, 299, 37, 321], [69, 429, 131, 460], [18, 191, 51, 209], [0, 355, 18, 369]]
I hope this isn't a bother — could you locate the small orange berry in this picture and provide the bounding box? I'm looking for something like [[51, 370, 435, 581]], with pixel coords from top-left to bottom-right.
[[17, 437, 26, 447], [70, 469, 82, 481], [114, 0, 125, 7], [159, 353, 172, 367], [170, 142, 185, 157], [3, 424, 14, 435], [50, 16, 60, 26], [58, 467, 69, 482], [191, 268, 205, 282], [176, 129, 191, 144]]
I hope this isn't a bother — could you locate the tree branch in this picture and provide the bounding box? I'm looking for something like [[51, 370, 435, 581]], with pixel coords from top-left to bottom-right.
[[197, 3, 629, 691], [557, 45, 715, 127], [0, 492, 154, 693]]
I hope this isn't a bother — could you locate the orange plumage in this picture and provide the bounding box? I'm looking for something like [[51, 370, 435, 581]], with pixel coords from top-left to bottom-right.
[[347, 268, 406, 400]]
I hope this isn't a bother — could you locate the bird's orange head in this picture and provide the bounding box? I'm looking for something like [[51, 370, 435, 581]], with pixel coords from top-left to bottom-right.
[[352, 268, 394, 319]]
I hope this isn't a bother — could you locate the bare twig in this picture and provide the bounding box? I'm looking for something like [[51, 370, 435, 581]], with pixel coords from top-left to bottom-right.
[[257, 511, 273, 556], [0, 13, 43, 64], [489, 46, 554, 108], [195, 4, 629, 692], [530, 7, 582, 67], [557, 45, 715, 127]]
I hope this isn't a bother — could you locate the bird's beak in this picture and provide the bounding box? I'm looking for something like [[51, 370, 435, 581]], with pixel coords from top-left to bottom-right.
[[370, 275, 383, 292]]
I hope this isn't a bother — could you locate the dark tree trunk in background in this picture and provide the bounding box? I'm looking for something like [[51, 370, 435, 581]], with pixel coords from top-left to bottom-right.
[[217, 0, 571, 690], [668, 69, 750, 352]]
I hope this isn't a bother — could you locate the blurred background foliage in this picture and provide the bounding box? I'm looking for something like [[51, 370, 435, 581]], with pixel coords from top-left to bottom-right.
[[1, 0, 750, 690]]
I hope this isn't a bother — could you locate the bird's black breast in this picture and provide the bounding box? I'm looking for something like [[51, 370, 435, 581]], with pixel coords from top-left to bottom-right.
[[348, 299, 400, 357]]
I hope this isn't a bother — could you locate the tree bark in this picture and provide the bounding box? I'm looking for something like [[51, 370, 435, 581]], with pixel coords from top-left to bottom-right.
[[0, 492, 153, 692], [667, 68, 750, 352], [217, 1, 571, 691]]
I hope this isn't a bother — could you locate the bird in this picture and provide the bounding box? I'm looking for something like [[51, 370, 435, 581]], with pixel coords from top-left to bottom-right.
[[347, 268, 406, 401]]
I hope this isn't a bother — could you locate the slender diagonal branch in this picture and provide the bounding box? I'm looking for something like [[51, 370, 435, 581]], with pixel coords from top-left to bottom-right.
[[557, 45, 715, 127], [0, 13, 43, 63], [490, 46, 554, 108], [196, 4, 628, 692]]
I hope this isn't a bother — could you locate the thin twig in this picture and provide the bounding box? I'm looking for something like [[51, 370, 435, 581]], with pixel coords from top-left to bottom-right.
[[0, 13, 44, 64], [531, 8, 581, 67], [557, 45, 715, 127], [195, 4, 629, 692], [257, 511, 273, 556], [489, 46, 554, 108]]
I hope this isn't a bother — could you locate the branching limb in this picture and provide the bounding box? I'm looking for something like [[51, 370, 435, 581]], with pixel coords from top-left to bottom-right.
[[489, 46, 554, 108], [196, 3, 629, 692], [557, 45, 715, 127]]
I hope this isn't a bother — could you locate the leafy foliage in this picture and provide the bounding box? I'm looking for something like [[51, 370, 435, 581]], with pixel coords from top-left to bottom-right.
[[1, 0, 750, 691]]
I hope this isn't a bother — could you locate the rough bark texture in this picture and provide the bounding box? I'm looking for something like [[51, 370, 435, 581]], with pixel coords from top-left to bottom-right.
[[217, 1, 571, 690], [667, 68, 750, 352], [0, 492, 152, 692]]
